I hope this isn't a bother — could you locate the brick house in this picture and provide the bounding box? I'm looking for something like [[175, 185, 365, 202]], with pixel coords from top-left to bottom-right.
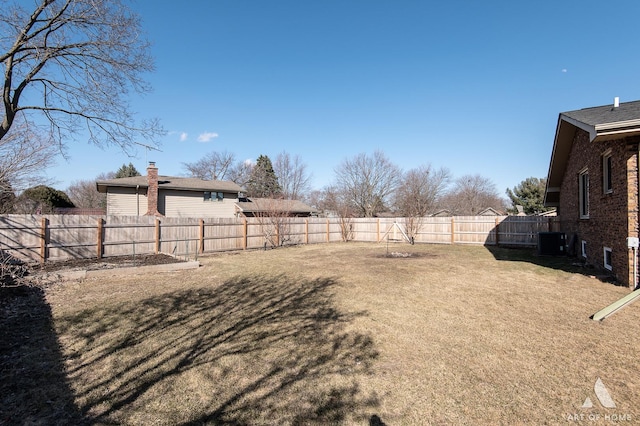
[[544, 98, 640, 287]]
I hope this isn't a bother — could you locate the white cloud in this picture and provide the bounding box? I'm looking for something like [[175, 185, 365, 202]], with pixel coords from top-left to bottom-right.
[[197, 132, 219, 142], [180, 132, 188, 142], [562, 69, 568, 73]]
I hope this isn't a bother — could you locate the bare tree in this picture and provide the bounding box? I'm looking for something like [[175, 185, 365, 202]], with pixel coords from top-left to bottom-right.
[[313, 185, 358, 241], [395, 165, 451, 242], [444, 174, 506, 215], [0, 180, 16, 213], [250, 198, 297, 248], [0, 0, 163, 151], [227, 159, 254, 190], [66, 172, 113, 209], [395, 165, 451, 217], [0, 119, 57, 193], [334, 151, 401, 217], [182, 151, 236, 181], [273, 151, 311, 200]]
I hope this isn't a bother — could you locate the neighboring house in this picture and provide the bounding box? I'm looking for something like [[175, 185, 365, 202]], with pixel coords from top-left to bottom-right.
[[235, 197, 317, 218], [478, 207, 504, 216], [544, 98, 640, 287], [430, 209, 452, 217], [96, 162, 244, 217]]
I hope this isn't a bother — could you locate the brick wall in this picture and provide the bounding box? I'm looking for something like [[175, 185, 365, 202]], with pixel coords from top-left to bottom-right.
[[558, 128, 639, 286]]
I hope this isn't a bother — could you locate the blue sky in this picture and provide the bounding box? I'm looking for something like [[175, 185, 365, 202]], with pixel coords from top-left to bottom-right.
[[45, 0, 640, 196]]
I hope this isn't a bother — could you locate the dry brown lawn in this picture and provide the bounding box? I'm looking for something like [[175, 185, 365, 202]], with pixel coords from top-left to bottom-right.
[[8, 242, 640, 425]]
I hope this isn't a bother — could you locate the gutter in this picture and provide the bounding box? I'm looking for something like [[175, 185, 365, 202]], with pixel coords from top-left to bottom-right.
[[593, 119, 640, 141]]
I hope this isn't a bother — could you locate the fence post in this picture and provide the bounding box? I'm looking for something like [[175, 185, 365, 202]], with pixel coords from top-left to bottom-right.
[[377, 219, 380, 242], [97, 218, 104, 258], [40, 217, 48, 263], [243, 218, 248, 250], [327, 219, 330, 242], [450, 217, 455, 245], [305, 219, 309, 244], [495, 217, 500, 247], [155, 218, 161, 254], [199, 219, 205, 253]]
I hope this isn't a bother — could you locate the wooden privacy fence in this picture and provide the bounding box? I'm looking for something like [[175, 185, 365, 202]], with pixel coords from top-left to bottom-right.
[[0, 214, 560, 263]]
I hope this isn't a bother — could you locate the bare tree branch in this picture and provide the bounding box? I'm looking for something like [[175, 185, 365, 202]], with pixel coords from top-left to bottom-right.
[[395, 165, 451, 241], [0, 0, 164, 150], [444, 174, 506, 215], [334, 151, 401, 217], [0, 117, 56, 193], [273, 151, 311, 201], [182, 151, 236, 181]]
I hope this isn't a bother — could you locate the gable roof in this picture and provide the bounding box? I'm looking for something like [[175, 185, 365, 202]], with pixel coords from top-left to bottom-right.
[[544, 99, 640, 207], [478, 207, 503, 216], [96, 175, 244, 194]]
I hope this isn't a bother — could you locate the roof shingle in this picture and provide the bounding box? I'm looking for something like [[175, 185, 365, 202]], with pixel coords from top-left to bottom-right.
[[96, 175, 244, 193], [562, 99, 640, 126]]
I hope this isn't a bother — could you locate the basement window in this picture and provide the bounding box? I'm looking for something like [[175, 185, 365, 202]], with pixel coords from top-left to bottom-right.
[[581, 240, 587, 258], [579, 169, 589, 219], [603, 247, 613, 271], [602, 150, 612, 194]]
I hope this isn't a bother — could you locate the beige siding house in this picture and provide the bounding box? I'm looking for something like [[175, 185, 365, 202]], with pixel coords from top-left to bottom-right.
[[96, 163, 245, 218]]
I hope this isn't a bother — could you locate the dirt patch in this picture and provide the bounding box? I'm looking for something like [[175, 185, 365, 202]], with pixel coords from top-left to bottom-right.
[[375, 251, 437, 259], [1, 254, 185, 288], [33, 253, 184, 273]]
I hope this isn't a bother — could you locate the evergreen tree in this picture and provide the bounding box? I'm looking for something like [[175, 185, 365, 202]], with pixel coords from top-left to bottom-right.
[[114, 163, 141, 178], [246, 155, 282, 198], [506, 177, 549, 215], [15, 185, 74, 213]]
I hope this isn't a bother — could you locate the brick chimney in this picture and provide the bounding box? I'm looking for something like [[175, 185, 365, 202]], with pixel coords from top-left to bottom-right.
[[145, 161, 160, 216]]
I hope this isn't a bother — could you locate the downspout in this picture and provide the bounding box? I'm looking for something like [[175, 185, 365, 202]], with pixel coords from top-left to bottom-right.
[[136, 185, 140, 216]]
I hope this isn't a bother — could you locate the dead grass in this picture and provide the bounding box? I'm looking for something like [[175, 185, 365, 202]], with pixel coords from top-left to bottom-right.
[[3, 242, 640, 425]]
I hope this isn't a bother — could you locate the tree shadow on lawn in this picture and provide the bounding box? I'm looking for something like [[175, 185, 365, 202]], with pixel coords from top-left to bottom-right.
[[56, 274, 380, 424], [485, 246, 618, 283], [0, 285, 88, 425]]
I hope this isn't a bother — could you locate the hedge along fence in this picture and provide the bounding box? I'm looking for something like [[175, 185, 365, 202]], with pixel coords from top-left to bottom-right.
[[0, 214, 559, 263]]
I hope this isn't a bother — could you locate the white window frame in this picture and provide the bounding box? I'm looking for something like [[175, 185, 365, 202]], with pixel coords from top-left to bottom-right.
[[579, 168, 589, 219], [581, 240, 587, 258], [602, 150, 613, 194], [603, 247, 613, 271]]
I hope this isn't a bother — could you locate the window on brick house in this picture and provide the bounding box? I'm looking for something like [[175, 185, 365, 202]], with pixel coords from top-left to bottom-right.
[[581, 240, 587, 258], [604, 247, 613, 271], [579, 169, 589, 218], [602, 150, 612, 194]]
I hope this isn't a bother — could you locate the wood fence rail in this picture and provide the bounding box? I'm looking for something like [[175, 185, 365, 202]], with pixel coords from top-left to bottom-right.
[[0, 215, 560, 263]]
